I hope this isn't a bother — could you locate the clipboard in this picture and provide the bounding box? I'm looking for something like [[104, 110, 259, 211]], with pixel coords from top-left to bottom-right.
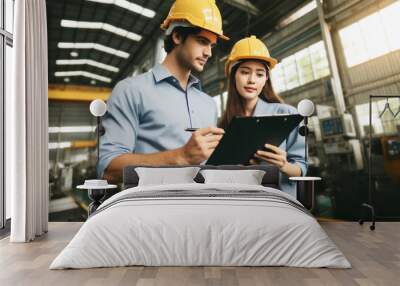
[[206, 114, 303, 165]]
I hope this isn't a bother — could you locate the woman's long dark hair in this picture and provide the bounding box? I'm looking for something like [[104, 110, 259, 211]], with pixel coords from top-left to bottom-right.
[[219, 60, 284, 129]]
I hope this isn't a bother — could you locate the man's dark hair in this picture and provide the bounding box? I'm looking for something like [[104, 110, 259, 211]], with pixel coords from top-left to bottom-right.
[[163, 26, 202, 53]]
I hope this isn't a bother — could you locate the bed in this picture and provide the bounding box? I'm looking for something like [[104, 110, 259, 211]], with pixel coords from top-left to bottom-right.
[[50, 165, 350, 269]]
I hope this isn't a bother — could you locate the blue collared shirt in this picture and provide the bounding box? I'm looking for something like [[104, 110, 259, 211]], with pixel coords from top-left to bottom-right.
[[253, 99, 308, 198], [98, 64, 218, 177]]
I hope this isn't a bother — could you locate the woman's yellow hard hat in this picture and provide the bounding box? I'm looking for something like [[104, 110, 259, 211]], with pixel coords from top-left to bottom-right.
[[225, 35, 277, 75], [161, 0, 229, 40]]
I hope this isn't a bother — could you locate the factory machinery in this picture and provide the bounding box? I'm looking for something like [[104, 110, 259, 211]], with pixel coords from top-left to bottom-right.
[[307, 104, 400, 220]]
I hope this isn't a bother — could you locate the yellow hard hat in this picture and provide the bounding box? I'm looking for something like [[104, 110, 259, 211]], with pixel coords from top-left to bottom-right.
[[225, 35, 278, 75], [161, 0, 229, 41]]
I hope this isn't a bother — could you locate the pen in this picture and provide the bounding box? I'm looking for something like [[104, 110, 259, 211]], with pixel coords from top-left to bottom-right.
[[185, 128, 199, 132]]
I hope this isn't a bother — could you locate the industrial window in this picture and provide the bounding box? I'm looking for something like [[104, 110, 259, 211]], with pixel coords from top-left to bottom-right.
[[222, 91, 228, 113], [296, 49, 314, 85], [339, 1, 400, 68], [213, 94, 222, 118], [355, 99, 400, 137], [282, 55, 300, 90], [1, 0, 14, 229], [213, 92, 229, 118], [271, 41, 330, 93]]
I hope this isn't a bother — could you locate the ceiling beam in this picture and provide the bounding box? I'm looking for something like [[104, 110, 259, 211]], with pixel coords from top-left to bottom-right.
[[48, 84, 111, 102], [222, 0, 260, 15]]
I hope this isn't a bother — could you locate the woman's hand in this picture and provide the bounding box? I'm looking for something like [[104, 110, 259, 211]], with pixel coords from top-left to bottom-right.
[[250, 143, 288, 171], [250, 143, 302, 177]]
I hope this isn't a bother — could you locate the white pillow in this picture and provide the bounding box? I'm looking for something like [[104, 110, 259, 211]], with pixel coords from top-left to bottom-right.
[[200, 169, 266, 185], [135, 167, 201, 186]]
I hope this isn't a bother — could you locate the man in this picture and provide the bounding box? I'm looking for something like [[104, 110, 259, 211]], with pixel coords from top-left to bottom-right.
[[98, 0, 229, 182]]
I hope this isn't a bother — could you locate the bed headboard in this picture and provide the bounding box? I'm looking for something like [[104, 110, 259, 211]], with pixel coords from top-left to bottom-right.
[[123, 165, 280, 190]]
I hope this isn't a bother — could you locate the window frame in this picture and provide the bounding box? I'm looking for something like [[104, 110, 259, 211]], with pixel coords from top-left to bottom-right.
[[270, 40, 330, 93], [1, 0, 14, 230]]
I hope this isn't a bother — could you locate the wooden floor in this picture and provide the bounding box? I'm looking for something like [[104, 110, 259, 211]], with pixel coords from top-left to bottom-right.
[[0, 222, 399, 286]]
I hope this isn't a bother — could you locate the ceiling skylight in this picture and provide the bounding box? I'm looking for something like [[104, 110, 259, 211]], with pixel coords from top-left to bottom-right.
[[61, 20, 142, 42], [58, 42, 130, 58], [56, 59, 119, 72], [55, 71, 112, 83], [86, 0, 156, 18]]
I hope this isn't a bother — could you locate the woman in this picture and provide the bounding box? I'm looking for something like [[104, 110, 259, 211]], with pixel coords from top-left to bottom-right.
[[220, 35, 307, 198]]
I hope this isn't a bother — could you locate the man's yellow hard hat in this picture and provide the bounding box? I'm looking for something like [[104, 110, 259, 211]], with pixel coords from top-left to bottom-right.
[[160, 0, 229, 41], [225, 35, 278, 75]]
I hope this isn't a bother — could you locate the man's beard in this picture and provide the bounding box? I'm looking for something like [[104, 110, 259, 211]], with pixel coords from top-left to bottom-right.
[[176, 49, 203, 73]]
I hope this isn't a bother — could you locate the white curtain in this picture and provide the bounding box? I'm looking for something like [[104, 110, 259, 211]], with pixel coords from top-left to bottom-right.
[[7, 0, 49, 242]]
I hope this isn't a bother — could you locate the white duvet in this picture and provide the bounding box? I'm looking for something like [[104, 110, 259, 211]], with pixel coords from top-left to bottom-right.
[[50, 183, 351, 269]]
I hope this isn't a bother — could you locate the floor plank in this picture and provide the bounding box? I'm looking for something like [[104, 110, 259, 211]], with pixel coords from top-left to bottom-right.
[[0, 222, 399, 286]]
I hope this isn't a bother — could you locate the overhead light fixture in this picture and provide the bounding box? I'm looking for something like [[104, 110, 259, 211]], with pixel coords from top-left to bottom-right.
[[86, 0, 156, 18], [49, 126, 96, 133], [56, 59, 119, 73], [58, 42, 129, 59], [70, 51, 79, 57], [64, 77, 70, 82], [91, 80, 97, 85], [48, 142, 72, 150], [222, 0, 260, 15], [55, 71, 112, 83], [277, 1, 317, 29], [61, 20, 142, 42]]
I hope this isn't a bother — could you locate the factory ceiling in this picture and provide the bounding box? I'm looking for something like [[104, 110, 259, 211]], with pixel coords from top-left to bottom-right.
[[47, 0, 308, 88]]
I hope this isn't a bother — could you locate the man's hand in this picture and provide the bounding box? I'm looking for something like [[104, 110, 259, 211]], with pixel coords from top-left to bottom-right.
[[104, 127, 225, 182], [178, 126, 225, 164]]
